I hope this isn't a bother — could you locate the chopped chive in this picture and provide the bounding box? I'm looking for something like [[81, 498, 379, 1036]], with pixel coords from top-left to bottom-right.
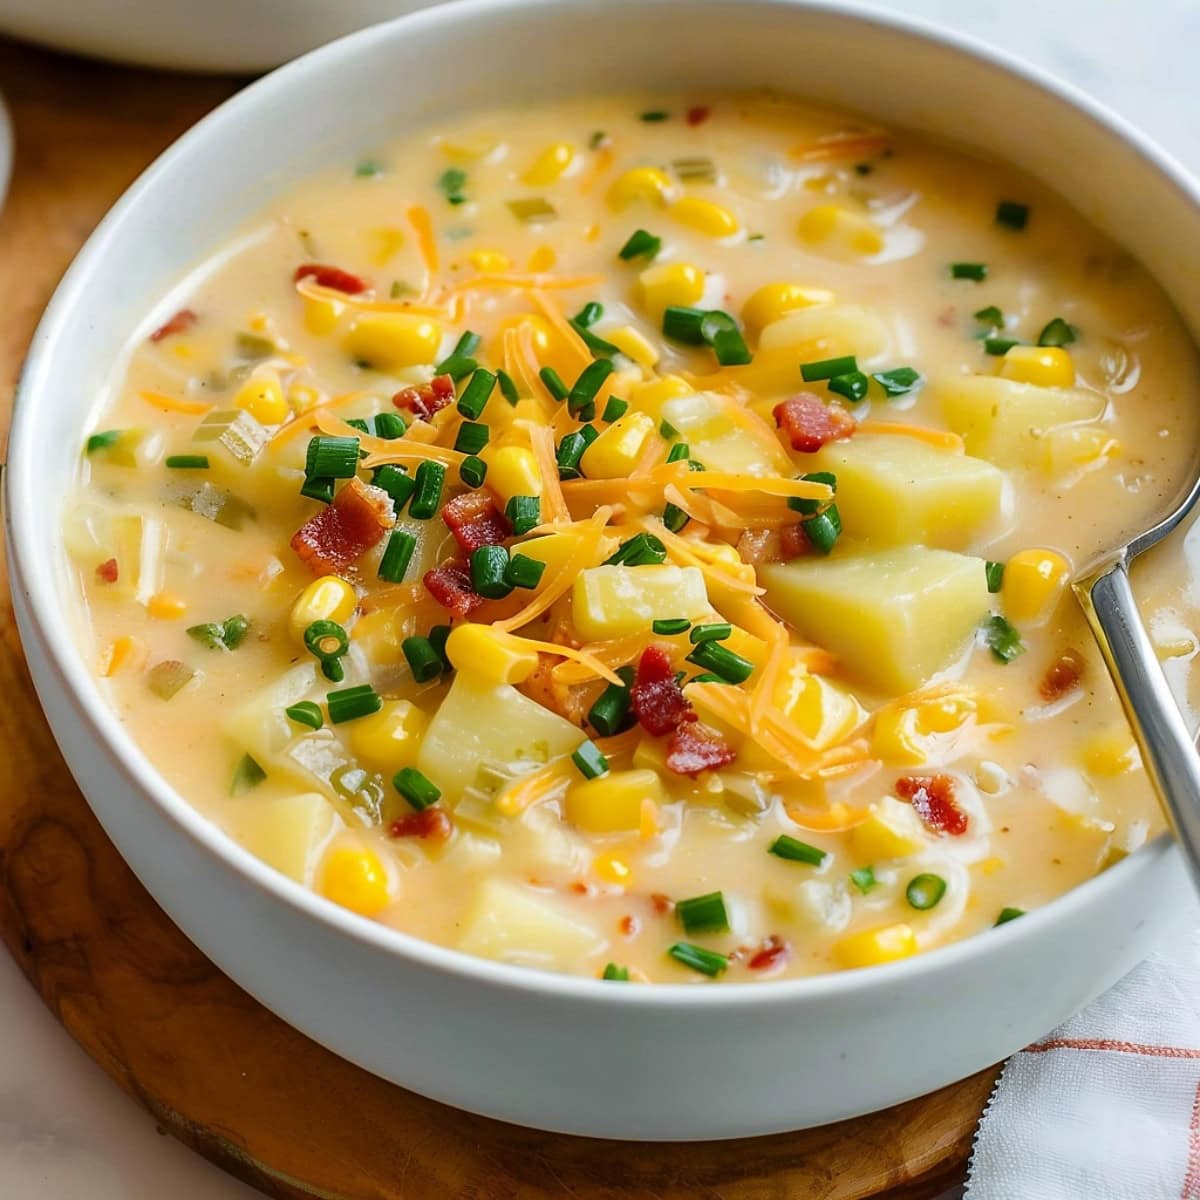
[[571, 739, 610, 780], [505, 553, 546, 589], [602, 396, 628, 423], [1037, 317, 1077, 347], [539, 366, 569, 402], [505, 495, 541, 536], [235, 331, 275, 359], [285, 701, 324, 731], [437, 166, 467, 205], [995, 906, 1025, 926], [231, 753, 267, 795], [676, 891, 729, 934], [327, 683, 382, 724], [973, 305, 1005, 328], [686, 640, 754, 683], [496, 368, 520, 405], [982, 614, 1025, 663], [586, 665, 636, 736], [86, 429, 123, 454], [689, 622, 731, 644], [371, 411, 406, 440], [652, 618, 691, 635], [801, 354, 857, 382], [661, 502, 689, 532], [618, 229, 662, 262], [567, 359, 614, 415], [453, 421, 490, 455], [673, 155, 718, 183], [556, 430, 588, 478], [166, 454, 210, 469], [666, 442, 690, 463], [827, 371, 870, 403], [849, 865, 877, 894], [689, 673, 726, 684], [602, 963, 631, 982], [802, 506, 842, 554], [579, 423, 599, 446], [640, 110, 669, 122], [356, 159, 383, 177], [950, 262, 988, 281], [470, 544, 513, 599], [788, 470, 836, 516], [435, 354, 478, 383], [304, 619, 351, 683], [605, 532, 667, 566], [408, 461, 446, 519], [300, 475, 335, 505], [983, 336, 1020, 356], [378, 530, 417, 583], [768, 835, 827, 866], [402, 634, 444, 682], [221, 614, 250, 649], [697, 309, 752, 366], [305, 435, 360, 479], [506, 196, 558, 224], [995, 200, 1029, 231], [871, 367, 923, 397], [372, 464, 416, 512], [659, 419, 678, 439], [393, 766, 441, 811], [662, 305, 708, 345], [186, 615, 248, 651], [906, 873, 947, 910], [457, 369, 496, 419], [459, 455, 488, 488], [573, 302, 603, 328], [570, 319, 621, 358], [668, 942, 728, 977], [427, 624, 452, 672], [985, 560, 1005, 593]]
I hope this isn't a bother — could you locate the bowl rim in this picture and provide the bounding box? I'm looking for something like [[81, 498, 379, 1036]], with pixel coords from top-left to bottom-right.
[[7, 0, 1197, 1008]]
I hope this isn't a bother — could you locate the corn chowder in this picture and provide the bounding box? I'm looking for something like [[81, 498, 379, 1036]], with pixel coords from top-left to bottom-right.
[[67, 94, 1199, 983]]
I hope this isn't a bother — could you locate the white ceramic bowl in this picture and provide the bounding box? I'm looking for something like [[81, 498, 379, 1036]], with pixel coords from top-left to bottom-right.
[[7, 0, 1199, 1141]]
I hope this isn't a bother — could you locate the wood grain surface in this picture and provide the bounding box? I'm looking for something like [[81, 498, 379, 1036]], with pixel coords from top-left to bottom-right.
[[0, 37, 997, 1199]]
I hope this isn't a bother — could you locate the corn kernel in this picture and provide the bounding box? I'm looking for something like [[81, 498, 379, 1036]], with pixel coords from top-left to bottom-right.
[[171, 341, 194, 360], [523, 141, 576, 186], [303, 294, 344, 336], [233, 370, 289, 425], [514, 532, 582, 574], [628, 374, 694, 418], [579, 411, 656, 479], [850, 795, 927, 860], [1080, 724, 1140, 776], [607, 166, 674, 211], [289, 575, 358, 642], [147, 590, 187, 619], [439, 135, 497, 162], [669, 195, 740, 239], [343, 312, 442, 371], [371, 227, 406, 266], [491, 314, 553, 358], [102, 634, 146, 677], [469, 248, 511, 273], [975, 855, 1005, 876], [832, 923, 918, 969], [573, 564, 709, 641], [797, 204, 884, 257], [741, 282, 835, 337], [486, 445, 543, 503], [287, 383, 323, 414], [605, 325, 660, 369], [592, 852, 634, 887], [321, 845, 390, 915], [638, 261, 705, 319], [1002, 548, 1071, 625], [527, 244, 557, 272], [349, 700, 428, 771], [565, 768, 664, 833], [1000, 345, 1075, 388], [445, 623, 539, 684]]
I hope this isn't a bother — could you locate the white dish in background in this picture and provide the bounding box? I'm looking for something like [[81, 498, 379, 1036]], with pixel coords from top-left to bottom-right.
[[6, 0, 1200, 1140]]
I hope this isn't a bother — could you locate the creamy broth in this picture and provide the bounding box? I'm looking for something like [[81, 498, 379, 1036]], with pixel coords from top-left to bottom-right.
[[67, 93, 1200, 982]]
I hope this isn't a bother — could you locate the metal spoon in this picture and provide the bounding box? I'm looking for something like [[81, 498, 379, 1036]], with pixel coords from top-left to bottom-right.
[[1074, 463, 1200, 887]]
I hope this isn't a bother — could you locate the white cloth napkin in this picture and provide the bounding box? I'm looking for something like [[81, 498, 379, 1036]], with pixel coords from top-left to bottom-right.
[[965, 913, 1200, 1198]]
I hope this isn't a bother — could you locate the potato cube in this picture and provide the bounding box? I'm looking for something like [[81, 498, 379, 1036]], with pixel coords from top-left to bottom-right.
[[660, 392, 791, 475], [572, 564, 709, 641], [760, 546, 989, 693], [564, 768, 663, 833], [237, 792, 338, 884]]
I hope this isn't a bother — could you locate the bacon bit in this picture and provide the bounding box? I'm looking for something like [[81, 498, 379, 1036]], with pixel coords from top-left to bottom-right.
[[517, 654, 588, 725], [779, 523, 810, 561], [290, 477, 394, 576], [441, 490, 511, 553], [1039, 648, 1086, 702], [619, 914, 639, 937], [735, 528, 781, 566], [773, 393, 856, 453], [569, 880, 591, 895], [424, 559, 485, 617], [650, 893, 673, 916], [630, 645, 694, 736], [746, 935, 791, 972], [388, 808, 453, 842], [293, 263, 370, 295], [393, 373, 456, 421], [149, 308, 196, 342], [937, 305, 957, 329], [666, 721, 737, 777], [896, 773, 969, 836], [95, 558, 119, 584], [686, 105, 712, 126]]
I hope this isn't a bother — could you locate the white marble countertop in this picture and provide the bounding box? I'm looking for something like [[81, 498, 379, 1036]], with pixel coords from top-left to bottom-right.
[[0, 2, 1196, 1196]]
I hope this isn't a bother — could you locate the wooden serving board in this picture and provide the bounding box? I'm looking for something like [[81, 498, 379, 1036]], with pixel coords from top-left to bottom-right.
[[0, 38, 997, 1198]]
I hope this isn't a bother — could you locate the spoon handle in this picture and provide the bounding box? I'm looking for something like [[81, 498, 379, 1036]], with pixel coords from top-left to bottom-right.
[[1076, 558, 1200, 889]]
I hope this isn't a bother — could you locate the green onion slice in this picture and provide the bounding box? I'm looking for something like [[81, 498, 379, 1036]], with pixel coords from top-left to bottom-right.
[[496, 368, 520, 405], [827, 371, 869, 403], [457, 368, 496, 420], [1037, 317, 1077, 347], [470, 545, 513, 599], [304, 619, 351, 682], [166, 454, 210, 469], [372, 464, 416, 512], [676, 891, 730, 934], [995, 200, 1029, 230], [605, 532, 667, 566], [454, 421, 490, 455], [378, 530, 417, 583], [459, 455, 488, 488], [505, 495, 541, 536], [602, 963, 631, 982], [768, 835, 827, 866], [985, 560, 1005, 593], [231, 753, 267, 795], [539, 366, 569, 402], [408, 460, 446, 519], [618, 229, 661, 262], [871, 367, 922, 397], [668, 942, 728, 977], [326, 683, 383, 724], [788, 471, 836, 516], [402, 634, 444, 682], [652, 618, 690, 636], [995, 906, 1025, 926], [285, 701, 324, 731], [849, 866, 877, 894], [800, 354, 857, 382], [982, 614, 1025, 663], [950, 262, 988, 281], [586, 665, 635, 737], [571, 739, 610, 780], [802, 506, 842, 555], [394, 766, 441, 811], [905, 873, 947, 910], [689, 622, 731, 644], [685, 640, 754, 683], [305, 435, 360, 479], [505, 553, 546, 590]]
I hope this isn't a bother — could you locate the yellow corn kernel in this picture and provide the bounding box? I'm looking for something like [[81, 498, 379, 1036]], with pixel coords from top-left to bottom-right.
[[343, 312, 442, 371], [527, 244, 558, 272], [303, 294, 344, 336], [469, 248, 511, 273], [1002, 548, 1071, 625], [102, 634, 145, 677], [628, 373, 693, 418], [832, 923, 918, 969], [147, 590, 187, 619], [516, 532, 582, 574], [1041, 425, 1119, 477], [439, 135, 497, 162], [565, 768, 664, 833], [349, 700, 428, 771], [638, 262, 705, 319], [321, 846, 390, 916], [523, 141, 576, 186], [741, 282, 835, 337], [289, 575, 358, 642], [592, 851, 634, 888], [445, 623, 539, 684], [797, 204, 884, 257], [607, 166, 674, 211], [371, 227, 406, 265], [491, 313, 553, 357], [287, 383, 323, 414], [233, 371, 289, 425], [669, 195, 740, 238], [1080, 724, 1140, 776], [1000, 345, 1075, 388], [975, 855, 1005, 876], [171, 341, 194, 360], [579, 411, 656, 479], [248, 312, 269, 333], [605, 325, 660, 369], [486, 445, 543, 503], [850, 796, 927, 860]]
